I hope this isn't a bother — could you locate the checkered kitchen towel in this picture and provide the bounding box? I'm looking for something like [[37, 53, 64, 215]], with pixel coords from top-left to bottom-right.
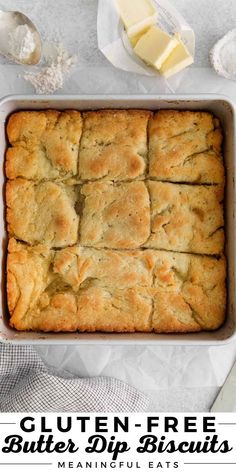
[[0, 345, 150, 412]]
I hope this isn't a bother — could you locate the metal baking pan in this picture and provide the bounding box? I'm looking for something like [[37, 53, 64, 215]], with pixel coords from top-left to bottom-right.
[[0, 94, 235, 345]]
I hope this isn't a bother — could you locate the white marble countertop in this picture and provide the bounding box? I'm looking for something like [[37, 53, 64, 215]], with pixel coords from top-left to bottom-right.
[[1, 0, 236, 411]]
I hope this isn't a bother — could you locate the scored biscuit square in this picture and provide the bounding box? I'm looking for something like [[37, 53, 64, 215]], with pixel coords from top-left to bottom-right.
[[6, 110, 82, 181], [145, 181, 224, 255], [80, 181, 151, 248], [79, 110, 152, 181], [148, 110, 224, 184], [6, 179, 79, 248], [7, 239, 152, 332], [75, 285, 152, 333], [152, 250, 226, 332]]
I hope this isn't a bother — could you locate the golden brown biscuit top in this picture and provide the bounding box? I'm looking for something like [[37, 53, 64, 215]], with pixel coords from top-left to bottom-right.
[[79, 110, 152, 181], [7, 239, 226, 333], [146, 181, 224, 254], [6, 179, 79, 247], [80, 181, 151, 248], [5, 109, 226, 334], [6, 110, 82, 180], [53, 246, 155, 290], [148, 110, 224, 184]]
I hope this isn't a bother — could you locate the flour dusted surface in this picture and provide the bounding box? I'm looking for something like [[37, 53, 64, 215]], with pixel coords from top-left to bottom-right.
[[23, 43, 77, 94]]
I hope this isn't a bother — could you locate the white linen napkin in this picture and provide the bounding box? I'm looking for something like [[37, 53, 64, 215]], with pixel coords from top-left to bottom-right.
[[0, 345, 151, 412]]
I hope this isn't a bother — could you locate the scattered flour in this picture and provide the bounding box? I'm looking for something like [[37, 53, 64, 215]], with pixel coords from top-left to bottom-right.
[[9, 24, 36, 62], [23, 43, 77, 94]]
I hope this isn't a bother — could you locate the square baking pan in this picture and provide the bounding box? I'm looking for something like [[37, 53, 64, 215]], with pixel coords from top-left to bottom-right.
[[0, 94, 235, 345]]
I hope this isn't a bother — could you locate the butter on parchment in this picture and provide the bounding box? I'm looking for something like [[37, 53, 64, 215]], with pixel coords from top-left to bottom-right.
[[134, 26, 178, 70], [116, 0, 158, 40], [160, 34, 193, 78]]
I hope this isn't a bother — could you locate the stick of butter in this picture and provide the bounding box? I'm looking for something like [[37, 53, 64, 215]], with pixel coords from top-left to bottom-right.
[[160, 35, 193, 78], [116, 0, 158, 40], [134, 26, 178, 70], [129, 30, 148, 47]]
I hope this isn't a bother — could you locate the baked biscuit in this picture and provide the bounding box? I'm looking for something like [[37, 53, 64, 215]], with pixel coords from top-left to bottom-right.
[[6, 110, 82, 180], [13, 285, 152, 333], [53, 246, 155, 290], [146, 181, 224, 254], [7, 240, 225, 332], [5, 108, 227, 334], [6, 179, 79, 247], [74, 284, 152, 333], [148, 110, 224, 184], [79, 110, 152, 181], [7, 239, 152, 332], [80, 181, 150, 248], [152, 250, 226, 332], [7, 239, 53, 330]]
